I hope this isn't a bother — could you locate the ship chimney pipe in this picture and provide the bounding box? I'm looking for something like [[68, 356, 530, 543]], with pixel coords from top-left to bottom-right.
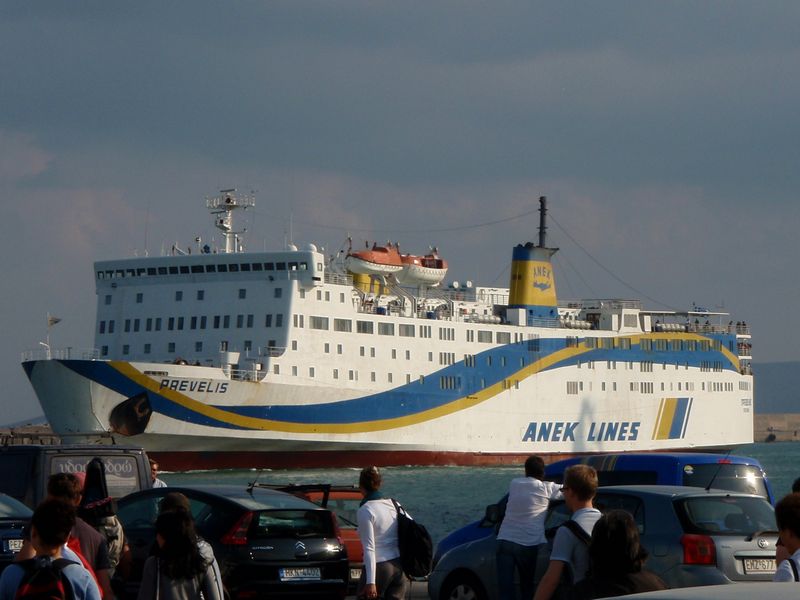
[[538, 196, 547, 248]]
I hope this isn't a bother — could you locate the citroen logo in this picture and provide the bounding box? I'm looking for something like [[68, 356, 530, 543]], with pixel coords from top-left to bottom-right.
[[295, 541, 308, 555], [757, 538, 769, 549]]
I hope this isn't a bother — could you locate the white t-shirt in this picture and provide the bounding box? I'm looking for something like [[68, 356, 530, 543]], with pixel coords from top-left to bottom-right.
[[497, 477, 562, 546], [774, 548, 800, 582], [357, 499, 402, 585], [550, 507, 602, 583]]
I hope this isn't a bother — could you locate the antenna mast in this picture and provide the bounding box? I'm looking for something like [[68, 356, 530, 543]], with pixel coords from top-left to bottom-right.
[[207, 189, 255, 253]]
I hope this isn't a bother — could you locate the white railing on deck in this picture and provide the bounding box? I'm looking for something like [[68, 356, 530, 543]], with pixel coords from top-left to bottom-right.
[[21, 347, 100, 362]]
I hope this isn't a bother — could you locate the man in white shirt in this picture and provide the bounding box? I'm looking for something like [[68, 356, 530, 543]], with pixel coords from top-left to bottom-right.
[[534, 464, 601, 600], [496, 456, 561, 600], [356, 466, 408, 600], [774, 492, 800, 582]]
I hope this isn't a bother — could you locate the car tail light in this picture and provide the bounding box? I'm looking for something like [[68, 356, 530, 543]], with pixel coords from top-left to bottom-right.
[[221, 511, 254, 545], [681, 534, 716, 565]]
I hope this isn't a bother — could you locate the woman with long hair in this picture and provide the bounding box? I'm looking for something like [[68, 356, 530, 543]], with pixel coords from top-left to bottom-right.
[[137, 510, 222, 600], [569, 510, 667, 599]]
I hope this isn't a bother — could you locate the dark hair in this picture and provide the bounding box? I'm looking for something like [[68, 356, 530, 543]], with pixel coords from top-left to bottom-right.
[[155, 510, 206, 580], [160, 492, 191, 514], [589, 510, 648, 576], [776, 493, 800, 537], [564, 465, 598, 501], [47, 473, 82, 503], [32, 499, 76, 547], [524, 456, 545, 479], [359, 466, 382, 492], [792, 478, 800, 494]]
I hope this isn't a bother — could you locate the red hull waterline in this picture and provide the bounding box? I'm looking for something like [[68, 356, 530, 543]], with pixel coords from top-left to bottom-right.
[[149, 447, 735, 471]]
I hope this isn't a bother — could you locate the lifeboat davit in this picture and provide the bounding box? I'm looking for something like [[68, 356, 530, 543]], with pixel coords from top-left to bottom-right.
[[345, 242, 404, 276], [396, 248, 448, 286]]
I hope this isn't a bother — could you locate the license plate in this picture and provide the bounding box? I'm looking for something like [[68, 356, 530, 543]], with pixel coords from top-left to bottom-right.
[[6, 539, 23, 553], [279, 567, 321, 581], [743, 558, 776, 573], [350, 567, 362, 582]]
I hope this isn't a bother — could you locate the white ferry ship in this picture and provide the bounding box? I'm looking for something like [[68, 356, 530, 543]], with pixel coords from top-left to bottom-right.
[[21, 192, 754, 469]]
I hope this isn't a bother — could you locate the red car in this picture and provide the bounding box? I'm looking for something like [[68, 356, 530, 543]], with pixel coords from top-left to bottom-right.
[[255, 483, 364, 587]]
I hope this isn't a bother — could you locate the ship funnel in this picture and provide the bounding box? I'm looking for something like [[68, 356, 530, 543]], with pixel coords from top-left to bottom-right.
[[508, 197, 559, 322]]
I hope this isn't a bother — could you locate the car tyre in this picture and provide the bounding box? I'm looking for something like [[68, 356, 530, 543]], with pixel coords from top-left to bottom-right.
[[440, 572, 488, 600]]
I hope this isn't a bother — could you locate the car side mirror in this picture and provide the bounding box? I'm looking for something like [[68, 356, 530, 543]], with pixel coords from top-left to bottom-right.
[[484, 503, 503, 524]]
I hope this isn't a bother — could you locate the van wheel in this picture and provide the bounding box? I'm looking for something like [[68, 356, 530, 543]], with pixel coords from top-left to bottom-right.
[[440, 573, 487, 600]]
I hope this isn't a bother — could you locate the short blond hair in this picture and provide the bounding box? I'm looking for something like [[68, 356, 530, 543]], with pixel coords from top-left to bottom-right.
[[564, 464, 598, 501]]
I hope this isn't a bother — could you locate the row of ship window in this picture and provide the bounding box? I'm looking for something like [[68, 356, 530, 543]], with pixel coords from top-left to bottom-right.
[[96, 261, 311, 279], [98, 314, 285, 334], [577, 360, 726, 372], [105, 288, 283, 305], [566, 380, 734, 395]]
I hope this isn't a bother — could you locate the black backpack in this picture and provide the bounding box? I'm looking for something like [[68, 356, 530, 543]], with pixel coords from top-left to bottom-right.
[[548, 520, 592, 600], [14, 557, 77, 600], [391, 499, 433, 578]]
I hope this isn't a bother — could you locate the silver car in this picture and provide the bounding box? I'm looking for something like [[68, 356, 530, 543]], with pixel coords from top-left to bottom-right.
[[428, 485, 778, 600]]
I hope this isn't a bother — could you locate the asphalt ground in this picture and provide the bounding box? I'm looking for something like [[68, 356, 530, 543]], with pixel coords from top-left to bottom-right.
[[346, 579, 429, 599]]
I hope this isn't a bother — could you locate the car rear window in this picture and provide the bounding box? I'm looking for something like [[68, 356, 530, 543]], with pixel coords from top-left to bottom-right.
[[675, 496, 776, 536], [250, 509, 335, 539], [50, 455, 143, 498], [681, 463, 769, 500]]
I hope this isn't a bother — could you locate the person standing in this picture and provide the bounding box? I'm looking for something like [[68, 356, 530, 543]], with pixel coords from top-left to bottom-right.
[[495, 455, 561, 600], [150, 459, 168, 488], [774, 493, 800, 582], [0, 499, 101, 600], [568, 510, 667, 598], [534, 465, 602, 600], [356, 466, 409, 600], [137, 510, 222, 600]]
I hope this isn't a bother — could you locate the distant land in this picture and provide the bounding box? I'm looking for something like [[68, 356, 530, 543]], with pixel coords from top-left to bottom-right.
[[4, 361, 796, 429]]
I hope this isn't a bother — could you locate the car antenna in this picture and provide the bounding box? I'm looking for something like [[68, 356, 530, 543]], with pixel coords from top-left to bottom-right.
[[705, 449, 734, 493], [248, 468, 265, 494]]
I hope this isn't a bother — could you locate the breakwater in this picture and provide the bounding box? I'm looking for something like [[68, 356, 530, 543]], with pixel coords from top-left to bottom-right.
[[754, 414, 800, 443]]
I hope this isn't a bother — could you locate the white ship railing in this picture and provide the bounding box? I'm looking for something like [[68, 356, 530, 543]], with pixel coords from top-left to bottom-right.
[[21, 347, 100, 362], [324, 272, 353, 286]]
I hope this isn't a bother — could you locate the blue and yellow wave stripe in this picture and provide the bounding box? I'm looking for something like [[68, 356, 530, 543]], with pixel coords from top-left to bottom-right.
[[62, 330, 736, 434]]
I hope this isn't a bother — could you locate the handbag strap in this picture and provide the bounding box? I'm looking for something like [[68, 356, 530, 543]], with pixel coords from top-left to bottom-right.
[[790, 557, 799, 582]]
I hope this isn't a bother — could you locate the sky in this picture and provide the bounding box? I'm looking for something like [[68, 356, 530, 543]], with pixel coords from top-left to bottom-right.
[[1, 1, 799, 425]]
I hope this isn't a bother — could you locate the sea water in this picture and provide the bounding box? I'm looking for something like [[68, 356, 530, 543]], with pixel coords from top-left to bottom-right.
[[159, 442, 799, 545]]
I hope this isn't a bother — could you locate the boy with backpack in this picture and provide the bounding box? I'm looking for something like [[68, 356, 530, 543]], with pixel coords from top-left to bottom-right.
[[533, 465, 601, 600], [0, 499, 101, 599]]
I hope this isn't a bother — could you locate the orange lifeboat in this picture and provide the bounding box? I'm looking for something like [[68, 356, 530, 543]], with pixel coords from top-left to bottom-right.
[[345, 242, 404, 276], [396, 248, 448, 286]]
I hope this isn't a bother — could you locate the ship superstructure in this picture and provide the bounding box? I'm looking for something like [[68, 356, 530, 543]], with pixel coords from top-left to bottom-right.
[[22, 193, 754, 469]]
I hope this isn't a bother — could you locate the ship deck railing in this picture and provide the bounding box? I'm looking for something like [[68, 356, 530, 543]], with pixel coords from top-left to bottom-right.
[[21, 347, 100, 362]]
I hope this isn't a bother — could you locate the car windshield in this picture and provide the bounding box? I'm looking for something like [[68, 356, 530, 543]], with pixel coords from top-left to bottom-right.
[[249, 509, 335, 539], [675, 496, 776, 536], [681, 463, 769, 500]]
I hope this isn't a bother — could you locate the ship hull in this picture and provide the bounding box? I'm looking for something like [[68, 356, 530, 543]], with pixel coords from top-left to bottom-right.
[[23, 356, 753, 470]]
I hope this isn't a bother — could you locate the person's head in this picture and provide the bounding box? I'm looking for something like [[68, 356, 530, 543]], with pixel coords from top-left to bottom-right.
[[47, 473, 83, 507], [149, 458, 160, 482], [159, 492, 191, 514], [588, 510, 647, 576], [792, 478, 800, 494], [359, 466, 382, 493], [775, 493, 800, 553], [524, 456, 545, 479], [562, 464, 598, 509], [31, 499, 76, 554], [154, 509, 205, 579]]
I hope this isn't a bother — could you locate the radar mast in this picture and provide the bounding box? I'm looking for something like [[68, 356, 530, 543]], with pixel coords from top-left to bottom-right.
[[206, 189, 255, 254]]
